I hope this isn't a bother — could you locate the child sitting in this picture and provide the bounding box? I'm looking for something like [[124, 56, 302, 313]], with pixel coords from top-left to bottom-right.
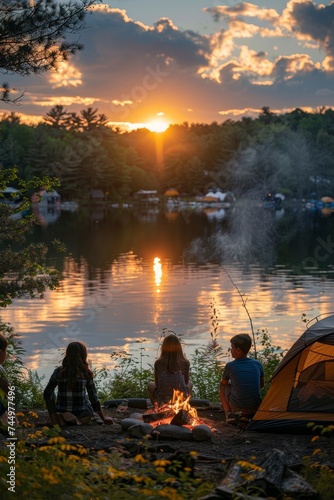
[[44, 341, 113, 426], [220, 333, 264, 424], [147, 333, 193, 407]]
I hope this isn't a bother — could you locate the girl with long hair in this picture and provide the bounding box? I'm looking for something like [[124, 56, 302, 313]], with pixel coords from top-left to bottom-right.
[[44, 341, 113, 426], [148, 333, 193, 406]]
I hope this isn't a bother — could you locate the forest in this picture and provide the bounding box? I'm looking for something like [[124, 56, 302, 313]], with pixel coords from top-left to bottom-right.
[[1, 105, 334, 202]]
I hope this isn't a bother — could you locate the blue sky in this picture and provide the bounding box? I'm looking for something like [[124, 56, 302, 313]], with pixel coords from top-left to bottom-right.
[[1, 1, 334, 129]]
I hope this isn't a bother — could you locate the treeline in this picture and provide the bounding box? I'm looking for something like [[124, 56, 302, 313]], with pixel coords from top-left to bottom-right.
[[1, 105, 334, 201]]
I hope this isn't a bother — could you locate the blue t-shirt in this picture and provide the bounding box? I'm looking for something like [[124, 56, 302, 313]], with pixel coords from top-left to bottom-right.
[[222, 357, 264, 409]]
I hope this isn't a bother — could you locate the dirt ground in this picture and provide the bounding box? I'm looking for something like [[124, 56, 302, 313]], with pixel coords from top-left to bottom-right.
[[3, 404, 333, 486]]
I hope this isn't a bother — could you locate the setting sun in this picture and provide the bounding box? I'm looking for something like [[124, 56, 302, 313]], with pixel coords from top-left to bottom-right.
[[146, 119, 169, 133]]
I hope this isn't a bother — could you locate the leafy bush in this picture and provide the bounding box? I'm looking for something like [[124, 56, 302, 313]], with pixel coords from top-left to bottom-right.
[[250, 328, 286, 394], [1, 322, 45, 408]]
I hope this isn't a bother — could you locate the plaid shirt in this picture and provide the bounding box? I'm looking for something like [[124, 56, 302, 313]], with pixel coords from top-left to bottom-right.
[[44, 367, 101, 414]]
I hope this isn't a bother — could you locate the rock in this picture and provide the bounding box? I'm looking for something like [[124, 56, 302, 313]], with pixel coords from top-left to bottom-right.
[[104, 399, 127, 408], [154, 424, 193, 441], [121, 418, 147, 430], [129, 412, 144, 421], [127, 398, 151, 409], [127, 423, 154, 438], [192, 424, 212, 441]]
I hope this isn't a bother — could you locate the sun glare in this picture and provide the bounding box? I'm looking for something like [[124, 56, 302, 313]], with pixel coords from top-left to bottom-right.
[[146, 119, 169, 133]]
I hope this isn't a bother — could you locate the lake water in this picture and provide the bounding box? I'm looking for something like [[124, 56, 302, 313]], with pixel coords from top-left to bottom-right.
[[2, 203, 334, 381]]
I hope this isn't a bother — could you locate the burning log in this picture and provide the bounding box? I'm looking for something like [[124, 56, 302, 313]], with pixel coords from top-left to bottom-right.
[[170, 409, 192, 426], [142, 411, 174, 423]]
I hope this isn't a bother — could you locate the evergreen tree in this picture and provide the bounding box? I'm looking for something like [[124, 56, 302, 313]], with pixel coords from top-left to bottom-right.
[[0, 0, 99, 102]]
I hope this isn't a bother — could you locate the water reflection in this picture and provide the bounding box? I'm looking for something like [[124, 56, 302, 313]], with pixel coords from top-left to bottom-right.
[[153, 257, 162, 289], [1, 205, 334, 379]]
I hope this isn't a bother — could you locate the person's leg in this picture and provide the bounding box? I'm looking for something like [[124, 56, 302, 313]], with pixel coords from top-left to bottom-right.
[[187, 381, 193, 396], [77, 410, 92, 425], [62, 412, 82, 425], [147, 382, 156, 405]]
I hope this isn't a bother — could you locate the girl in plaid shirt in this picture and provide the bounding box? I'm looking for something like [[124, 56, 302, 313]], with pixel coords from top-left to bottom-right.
[[44, 341, 113, 426]]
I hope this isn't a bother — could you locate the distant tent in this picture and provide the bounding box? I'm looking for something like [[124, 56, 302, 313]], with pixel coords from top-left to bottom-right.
[[164, 188, 180, 197], [247, 313, 334, 434]]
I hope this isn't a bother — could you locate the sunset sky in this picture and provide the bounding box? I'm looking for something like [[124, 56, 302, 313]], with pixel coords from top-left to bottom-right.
[[2, 0, 334, 130]]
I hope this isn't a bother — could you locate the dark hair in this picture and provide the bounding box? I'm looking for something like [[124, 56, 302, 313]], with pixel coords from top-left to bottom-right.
[[158, 333, 188, 373], [60, 341, 93, 388], [0, 334, 8, 351], [230, 333, 252, 354]]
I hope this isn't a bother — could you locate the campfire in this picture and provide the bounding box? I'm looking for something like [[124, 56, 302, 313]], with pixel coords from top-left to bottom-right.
[[142, 390, 201, 429]]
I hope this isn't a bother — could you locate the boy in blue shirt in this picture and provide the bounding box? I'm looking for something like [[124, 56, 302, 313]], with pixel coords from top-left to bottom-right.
[[220, 333, 264, 424]]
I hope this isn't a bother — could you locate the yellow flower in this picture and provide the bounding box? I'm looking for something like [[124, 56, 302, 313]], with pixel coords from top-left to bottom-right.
[[153, 459, 171, 467], [155, 467, 165, 473], [237, 460, 264, 472], [76, 445, 87, 455], [69, 454, 80, 461], [0, 456, 7, 463], [311, 435, 320, 442], [21, 421, 32, 428], [313, 449, 322, 456], [133, 476, 145, 483], [60, 444, 78, 451], [16, 412, 24, 417], [48, 436, 66, 444], [184, 467, 192, 473], [28, 411, 39, 419], [134, 454, 147, 463], [189, 451, 198, 458]]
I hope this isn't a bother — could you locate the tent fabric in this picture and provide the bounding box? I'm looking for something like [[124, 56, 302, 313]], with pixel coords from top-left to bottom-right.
[[247, 314, 334, 434]]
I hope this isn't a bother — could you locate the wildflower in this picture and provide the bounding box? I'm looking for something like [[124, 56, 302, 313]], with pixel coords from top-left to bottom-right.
[[48, 436, 66, 444], [28, 411, 39, 419], [153, 459, 171, 467], [189, 450, 198, 458], [76, 445, 88, 455], [69, 454, 80, 461], [237, 460, 264, 472], [134, 454, 147, 463], [313, 449, 322, 456], [16, 412, 24, 418], [60, 444, 78, 451], [21, 421, 32, 428]]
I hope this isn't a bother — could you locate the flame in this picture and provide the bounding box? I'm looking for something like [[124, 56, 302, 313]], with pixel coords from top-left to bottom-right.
[[147, 390, 200, 428]]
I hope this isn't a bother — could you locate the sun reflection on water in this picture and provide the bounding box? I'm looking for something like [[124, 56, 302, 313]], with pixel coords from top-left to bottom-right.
[[153, 257, 162, 290]]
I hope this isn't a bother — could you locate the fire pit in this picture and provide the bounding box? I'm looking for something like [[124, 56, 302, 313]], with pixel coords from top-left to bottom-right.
[[119, 391, 213, 441]]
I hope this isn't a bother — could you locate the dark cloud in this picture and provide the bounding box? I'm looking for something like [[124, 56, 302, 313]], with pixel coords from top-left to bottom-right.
[[288, 1, 334, 57]]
